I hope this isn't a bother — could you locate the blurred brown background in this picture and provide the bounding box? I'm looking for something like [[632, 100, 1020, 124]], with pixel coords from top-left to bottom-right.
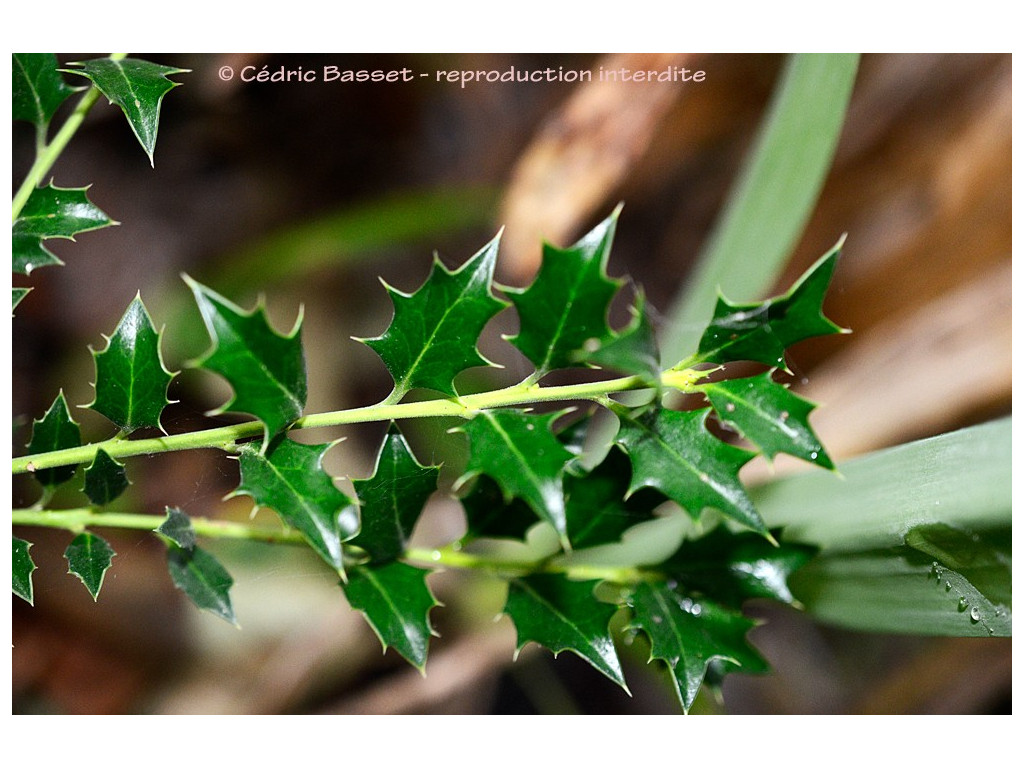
[[11, 52, 1011, 714]]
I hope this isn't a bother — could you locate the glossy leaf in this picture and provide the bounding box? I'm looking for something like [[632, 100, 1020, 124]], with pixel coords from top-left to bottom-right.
[[61, 57, 188, 165], [460, 474, 537, 542], [12, 53, 80, 130], [13, 537, 36, 605], [64, 532, 116, 600], [89, 294, 175, 432], [83, 449, 129, 505], [13, 183, 115, 274], [583, 290, 661, 384], [185, 276, 306, 450], [564, 448, 664, 550], [234, 439, 358, 574], [351, 426, 439, 563], [687, 242, 846, 371], [454, 410, 574, 548], [701, 371, 833, 469], [505, 209, 623, 374], [505, 573, 627, 690], [630, 580, 767, 712], [13, 287, 31, 312], [361, 233, 507, 397], [662, 526, 816, 609], [26, 391, 82, 489], [167, 543, 237, 625], [615, 407, 765, 535], [663, 54, 859, 362], [157, 506, 196, 551], [343, 561, 439, 670]]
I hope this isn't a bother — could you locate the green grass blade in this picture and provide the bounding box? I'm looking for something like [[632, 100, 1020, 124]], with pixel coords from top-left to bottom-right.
[[662, 53, 860, 365], [752, 418, 1011, 636]]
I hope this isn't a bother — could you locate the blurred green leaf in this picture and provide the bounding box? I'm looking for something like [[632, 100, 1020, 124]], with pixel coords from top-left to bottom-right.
[[61, 57, 187, 164], [157, 506, 196, 551], [216, 186, 500, 291], [64, 531, 116, 600], [663, 53, 859, 364], [753, 418, 1011, 635], [505, 573, 627, 690], [89, 294, 175, 432], [13, 537, 36, 605], [167, 543, 237, 625], [82, 448, 129, 505], [343, 560, 439, 670]]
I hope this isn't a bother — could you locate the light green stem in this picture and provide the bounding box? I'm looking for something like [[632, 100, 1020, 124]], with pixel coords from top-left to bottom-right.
[[12, 52, 129, 222], [13, 372, 692, 475], [12, 508, 650, 583], [12, 507, 306, 545]]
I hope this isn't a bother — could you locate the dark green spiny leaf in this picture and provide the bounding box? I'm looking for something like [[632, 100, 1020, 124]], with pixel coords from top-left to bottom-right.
[[505, 209, 623, 374], [351, 426, 439, 563], [565, 448, 664, 549], [583, 290, 661, 384], [12, 53, 80, 130], [157, 506, 197, 551], [26, 391, 82, 489], [360, 233, 507, 397], [630, 580, 767, 712], [167, 543, 237, 625], [689, 241, 846, 370], [83, 449, 129, 505], [185, 276, 306, 451], [663, 526, 816, 608], [455, 410, 574, 549], [615, 407, 766, 535], [64, 532, 116, 600], [343, 561, 439, 670], [460, 474, 537, 542], [61, 57, 188, 165], [13, 537, 36, 605], [505, 573, 627, 691], [701, 372, 833, 469], [233, 439, 358, 575], [90, 294, 175, 432]]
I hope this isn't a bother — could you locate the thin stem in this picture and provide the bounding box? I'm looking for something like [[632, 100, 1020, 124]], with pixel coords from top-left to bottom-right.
[[14, 371, 673, 475], [12, 507, 307, 545], [403, 545, 648, 584], [12, 53, 129, 222], [12, 508, 653, 584]]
